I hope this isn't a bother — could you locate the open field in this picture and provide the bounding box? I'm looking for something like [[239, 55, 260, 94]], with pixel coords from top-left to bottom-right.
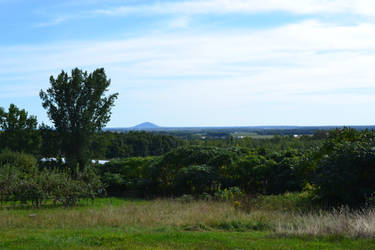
[[1, 197, 375, 249]]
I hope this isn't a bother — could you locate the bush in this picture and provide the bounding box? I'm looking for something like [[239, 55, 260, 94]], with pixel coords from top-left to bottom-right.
[[314, 140, 375, 206], [239, 192, 313, 213], [309, 128, 375, 206], [214, 186, 243, 201], [152, 146, 247, 196], [0, 165, 21, 204], [0, 153, 105, 207], [0, 150, 37, 173], [231, 151, 305, 195], [98, 157, 157, 197], [175, 165, 219, 195]]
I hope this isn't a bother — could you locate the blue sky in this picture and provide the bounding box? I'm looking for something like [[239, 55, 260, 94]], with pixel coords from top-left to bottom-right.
[[1, 0, 375, 127]]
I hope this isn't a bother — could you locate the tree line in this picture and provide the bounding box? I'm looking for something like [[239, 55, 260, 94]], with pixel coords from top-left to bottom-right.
[[0, 67, 374, 208], [98, 128, 375, 207]]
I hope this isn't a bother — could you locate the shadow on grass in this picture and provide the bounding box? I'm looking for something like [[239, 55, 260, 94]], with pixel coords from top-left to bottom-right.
[[0, 197, 148, 210]]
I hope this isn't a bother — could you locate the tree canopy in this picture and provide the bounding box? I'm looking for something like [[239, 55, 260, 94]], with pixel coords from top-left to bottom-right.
[[40, 68, 118, 171], [0, 104, 37, 131], [0, 104, 40, 154]]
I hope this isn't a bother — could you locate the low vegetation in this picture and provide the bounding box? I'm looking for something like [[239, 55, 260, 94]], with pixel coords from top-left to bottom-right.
[[276, 207, 375, 238], [1, 197, 375, 249]]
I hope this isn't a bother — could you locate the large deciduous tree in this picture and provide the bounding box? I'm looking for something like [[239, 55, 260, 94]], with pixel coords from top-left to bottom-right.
[[40, 68, 118, 171]]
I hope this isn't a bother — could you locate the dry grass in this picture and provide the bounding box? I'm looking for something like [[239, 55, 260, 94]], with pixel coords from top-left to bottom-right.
[[2, 198, 375, 238], [276, 207, 375, 238], [0, 199, 278, 230]]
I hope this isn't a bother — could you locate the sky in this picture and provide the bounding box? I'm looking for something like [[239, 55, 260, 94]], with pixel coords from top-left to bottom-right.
[[0, 0, 375, 127]]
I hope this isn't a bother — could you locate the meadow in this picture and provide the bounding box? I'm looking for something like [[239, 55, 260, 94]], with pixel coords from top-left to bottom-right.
[[1, 197, 375, 249]]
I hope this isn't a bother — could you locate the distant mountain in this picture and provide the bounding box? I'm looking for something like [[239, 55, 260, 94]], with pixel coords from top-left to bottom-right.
[[132, 122, 161, 130], [105, 124, 375, 133]]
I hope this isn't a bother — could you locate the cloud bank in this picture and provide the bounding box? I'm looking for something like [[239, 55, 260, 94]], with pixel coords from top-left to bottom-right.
[[93, 0, 375, 16], [1, 0, 374, 126]]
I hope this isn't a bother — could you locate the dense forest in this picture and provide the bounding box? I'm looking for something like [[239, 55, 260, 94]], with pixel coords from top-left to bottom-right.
[[1, 107, 374, 208], [93, 127, 375, 207]]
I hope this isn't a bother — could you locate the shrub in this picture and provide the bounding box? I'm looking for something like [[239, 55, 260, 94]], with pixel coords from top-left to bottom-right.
[[239, 192, 313, 213], [313, 139, 375, 206], [174, 165, 219, 195], [0, 153, 105, 207], [0, 150, 37, 173], [98, 157, 157, 197], [214, 186, 243, 201], [0, 165, 21, 204], [152, 146, 247, 196]]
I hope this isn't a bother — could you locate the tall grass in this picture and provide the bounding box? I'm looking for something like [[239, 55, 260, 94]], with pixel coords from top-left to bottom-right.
[[276, 207, 375, 238], [0, 199, 277, 230], [2, 196, 375, 238]]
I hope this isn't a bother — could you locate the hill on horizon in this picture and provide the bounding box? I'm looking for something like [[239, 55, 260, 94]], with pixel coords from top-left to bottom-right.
[[132, 122, 161, 129]]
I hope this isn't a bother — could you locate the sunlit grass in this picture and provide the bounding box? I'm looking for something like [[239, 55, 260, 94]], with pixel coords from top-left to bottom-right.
[[0, 199, 275, 230], [276, 207, 375, 238], [1, 228, 374, 250], [2, 196, 375, 249]]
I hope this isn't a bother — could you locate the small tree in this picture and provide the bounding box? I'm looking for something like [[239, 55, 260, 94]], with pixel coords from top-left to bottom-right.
[[0, 104, 40, 154], [40, 68, 118, 172]]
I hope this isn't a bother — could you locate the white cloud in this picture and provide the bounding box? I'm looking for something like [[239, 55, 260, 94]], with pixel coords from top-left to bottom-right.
[[35, 0, 375, 29], [1, 20, 375, 125], [92, 0, 375, 17], [35, 17, 70, 27], [168, 16, 191, 29]]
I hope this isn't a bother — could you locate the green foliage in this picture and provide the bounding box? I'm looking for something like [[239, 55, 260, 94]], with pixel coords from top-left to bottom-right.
[[0, 104, 41, 154], [0, 103, 37, 130], [191, 133, 324, 153], [39, 123, 62, 158], [152, 146, 247, 195], [91, 131, 184, 159], [214, 186, 243, 201], [228, 150, 306, 195], [175, 165, 219, 195], [1, 102, 373, 211], [98, 157, 158, 197], [0, 164, 21, 203], [313, 128, 375, 206], [0, 150, 37, 173], [240, 192, 313, 212], [230, 153, 272, 194], [40, 68, 118, 171], [99, 146, 249, 197], [0, 151, 104, 207], [80, 127, 375, 208], [99, 145, 314, 198]]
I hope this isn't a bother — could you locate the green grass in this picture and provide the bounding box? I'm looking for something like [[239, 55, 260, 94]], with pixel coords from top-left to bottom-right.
[[0, 197, 145, 210], [1, 197, 375, 249], [1, 228, 374, 249]]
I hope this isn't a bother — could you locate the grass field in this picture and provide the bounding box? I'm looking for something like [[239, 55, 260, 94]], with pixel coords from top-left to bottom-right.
[[1, 197, 375, 249]]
